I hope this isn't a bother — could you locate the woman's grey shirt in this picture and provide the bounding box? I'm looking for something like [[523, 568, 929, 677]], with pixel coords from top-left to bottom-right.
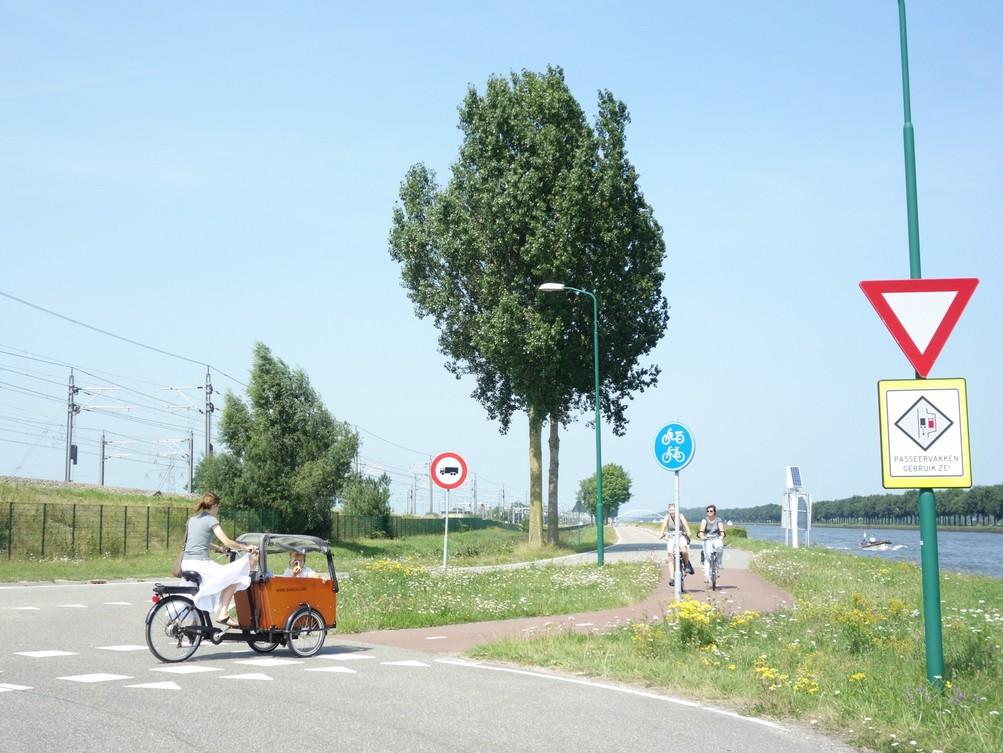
[[183, 513, 219, 560]]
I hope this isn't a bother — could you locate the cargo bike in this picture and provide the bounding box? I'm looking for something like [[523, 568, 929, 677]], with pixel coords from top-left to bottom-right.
[[145, 533, 339, 663]]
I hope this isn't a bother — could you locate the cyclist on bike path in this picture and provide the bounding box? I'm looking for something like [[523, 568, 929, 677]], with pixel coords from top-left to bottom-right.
[[658, 503, 694, 587], [698, 504, 726, 585]]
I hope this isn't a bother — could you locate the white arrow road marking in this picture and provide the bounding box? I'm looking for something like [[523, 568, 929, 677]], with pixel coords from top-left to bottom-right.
[[232, 658, 303, 667], [126, 681, 181, 690], [305, 666, 356, 674], [58, 674, 133, 683], [0, 683, 33, 693], [219, 673, 272, 681], [16, 650, 78, 658], [151, 665, 222, 674], [381, 660, 429, 667], [97, 645, 147, 652]]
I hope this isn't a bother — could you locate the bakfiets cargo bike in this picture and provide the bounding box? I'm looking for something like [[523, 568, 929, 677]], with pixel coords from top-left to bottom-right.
[[145, 533, 338, 662]]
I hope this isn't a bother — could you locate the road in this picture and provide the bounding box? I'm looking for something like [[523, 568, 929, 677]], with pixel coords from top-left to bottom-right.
[[0, 535, 850, 753]]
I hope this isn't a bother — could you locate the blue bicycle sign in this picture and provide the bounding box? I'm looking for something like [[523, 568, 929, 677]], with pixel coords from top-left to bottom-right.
[[653, 422, 695, 471]]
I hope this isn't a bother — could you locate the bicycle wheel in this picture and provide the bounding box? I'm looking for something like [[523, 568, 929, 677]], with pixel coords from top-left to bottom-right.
[[710, 550, 720, 591], [146, 596, 204, 663], [247, 634, 281, 654], [287, 607, 326, 658]]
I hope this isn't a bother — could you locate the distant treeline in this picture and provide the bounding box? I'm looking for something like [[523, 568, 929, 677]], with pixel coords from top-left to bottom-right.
[[684, 484, 1003, 526]]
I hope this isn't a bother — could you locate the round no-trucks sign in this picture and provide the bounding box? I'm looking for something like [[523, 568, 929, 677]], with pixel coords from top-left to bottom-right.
[[431, 452, 468, 490]]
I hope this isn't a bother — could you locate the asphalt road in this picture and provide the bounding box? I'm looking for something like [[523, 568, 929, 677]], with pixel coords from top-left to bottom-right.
[[0, 560, 856, 753]]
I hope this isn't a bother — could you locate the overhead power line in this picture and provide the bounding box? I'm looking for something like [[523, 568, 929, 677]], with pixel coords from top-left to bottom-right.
[[0, 289, 246, 387]]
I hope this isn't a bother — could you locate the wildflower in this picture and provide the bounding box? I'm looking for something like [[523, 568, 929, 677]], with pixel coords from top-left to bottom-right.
[[849, 672, 866, 683]]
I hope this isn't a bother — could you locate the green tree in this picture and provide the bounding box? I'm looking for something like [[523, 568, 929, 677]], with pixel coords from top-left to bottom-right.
[[340, 473, 392, 517], [193, 343, 358, 536], [389, 67, 667, 547], [576, 463, 632, 522]]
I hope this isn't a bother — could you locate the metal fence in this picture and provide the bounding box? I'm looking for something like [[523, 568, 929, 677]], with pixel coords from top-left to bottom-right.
[[331, 513, 502, 541], [0, 502, 508, 559], [0, 501, 277, 559]]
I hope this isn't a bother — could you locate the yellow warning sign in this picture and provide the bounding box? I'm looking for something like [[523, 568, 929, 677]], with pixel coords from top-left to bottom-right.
[[878, 378, 971, 489]]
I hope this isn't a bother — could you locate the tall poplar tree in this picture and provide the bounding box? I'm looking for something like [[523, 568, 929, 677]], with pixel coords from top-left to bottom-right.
[[389, 67, 668, 546]]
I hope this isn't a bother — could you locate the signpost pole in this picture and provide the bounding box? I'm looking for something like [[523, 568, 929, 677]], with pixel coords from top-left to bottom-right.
[[673, 470, 681, 602], [443, 489, 450, 570], [897, 0, 944, 686]]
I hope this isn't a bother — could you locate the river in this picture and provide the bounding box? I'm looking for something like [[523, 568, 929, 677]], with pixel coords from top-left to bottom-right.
[[743, 524, 1003, 579]]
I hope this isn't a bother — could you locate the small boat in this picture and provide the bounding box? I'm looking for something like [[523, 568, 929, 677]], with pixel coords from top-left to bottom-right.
[[859, 533, 893, 549]]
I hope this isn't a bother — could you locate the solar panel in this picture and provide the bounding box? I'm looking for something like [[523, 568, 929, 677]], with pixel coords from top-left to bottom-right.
[[790, 466, 802, 487]]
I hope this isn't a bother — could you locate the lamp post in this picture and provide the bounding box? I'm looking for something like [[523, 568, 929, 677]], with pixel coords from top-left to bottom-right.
[[539, 282, 604, 566]]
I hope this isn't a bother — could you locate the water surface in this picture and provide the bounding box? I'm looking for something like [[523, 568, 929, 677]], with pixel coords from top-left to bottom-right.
[[744, 524, 1003, 579]]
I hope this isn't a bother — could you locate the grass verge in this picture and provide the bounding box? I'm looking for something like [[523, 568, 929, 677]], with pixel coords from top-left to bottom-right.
[[0, 526, 608, 581], [470, 544, 1003, 753], [337, 560, 660, 632]]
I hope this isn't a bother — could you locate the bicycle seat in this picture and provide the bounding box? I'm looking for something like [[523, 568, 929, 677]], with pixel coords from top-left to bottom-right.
[[180, 570, 203, 587], [152, 582, 199, 595]]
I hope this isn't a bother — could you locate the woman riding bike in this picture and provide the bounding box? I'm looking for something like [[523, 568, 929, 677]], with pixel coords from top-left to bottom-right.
[[658, 503, 694, 588], [698, 504, 726, 588]]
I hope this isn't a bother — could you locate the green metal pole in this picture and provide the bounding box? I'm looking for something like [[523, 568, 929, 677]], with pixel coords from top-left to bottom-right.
[[898, 0, 922, 278], [898, 0, 943, 686]]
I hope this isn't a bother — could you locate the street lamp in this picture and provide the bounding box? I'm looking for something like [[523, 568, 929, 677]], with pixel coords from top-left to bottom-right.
[[538, 282, 604, 566]]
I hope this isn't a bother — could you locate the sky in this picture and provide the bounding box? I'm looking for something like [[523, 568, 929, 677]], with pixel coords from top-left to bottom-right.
[[1, 1, 1001, 517]]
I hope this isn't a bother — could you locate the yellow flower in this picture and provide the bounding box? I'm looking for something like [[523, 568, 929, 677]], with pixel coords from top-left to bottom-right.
[[848, 672, 866, 683]]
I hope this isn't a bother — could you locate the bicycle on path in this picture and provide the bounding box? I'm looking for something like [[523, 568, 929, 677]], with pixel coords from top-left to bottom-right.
[[701, 536, 724, 590], [145, 532, 338, 662]]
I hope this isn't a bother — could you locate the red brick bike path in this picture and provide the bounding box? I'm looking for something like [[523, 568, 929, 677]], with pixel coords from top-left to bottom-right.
[[340, 552, 792, 655]]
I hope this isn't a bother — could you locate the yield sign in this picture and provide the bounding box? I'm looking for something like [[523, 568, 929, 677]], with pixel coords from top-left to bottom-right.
[[860, 278, 978, 377]]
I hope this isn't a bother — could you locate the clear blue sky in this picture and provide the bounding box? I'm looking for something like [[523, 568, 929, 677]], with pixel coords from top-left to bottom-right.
[[1, 1, 1000, 515]]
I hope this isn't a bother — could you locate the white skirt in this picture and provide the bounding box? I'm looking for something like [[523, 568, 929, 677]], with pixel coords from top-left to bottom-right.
[[180, 555, 251, 614]]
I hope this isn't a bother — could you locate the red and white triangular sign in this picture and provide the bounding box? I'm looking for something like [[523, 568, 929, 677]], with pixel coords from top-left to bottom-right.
[[860, 278, 978, 377]]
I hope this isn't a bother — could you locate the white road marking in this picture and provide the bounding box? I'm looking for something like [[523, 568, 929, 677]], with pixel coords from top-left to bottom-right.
[[305, 666, 356, 674], [233, 658, 302, 667], [10, 607, 40, 611], [151, 665, 221, 674], [97, 645, 147, 652], [424, 636, 448, 641], [0, 581, 156, 591], [434, 659, 787, 731], [219, 673, 272, 681], [381, 660, 429, 667], [126, 681, 181, 690], [15, 650, 78, 658], [58, 604, 87, 609], [103, 601, 132, 606], [321, 654, 374, 661], [0, 683, 33, 692], [58, 673, 133, 683], [576, 622, 594, 627]]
